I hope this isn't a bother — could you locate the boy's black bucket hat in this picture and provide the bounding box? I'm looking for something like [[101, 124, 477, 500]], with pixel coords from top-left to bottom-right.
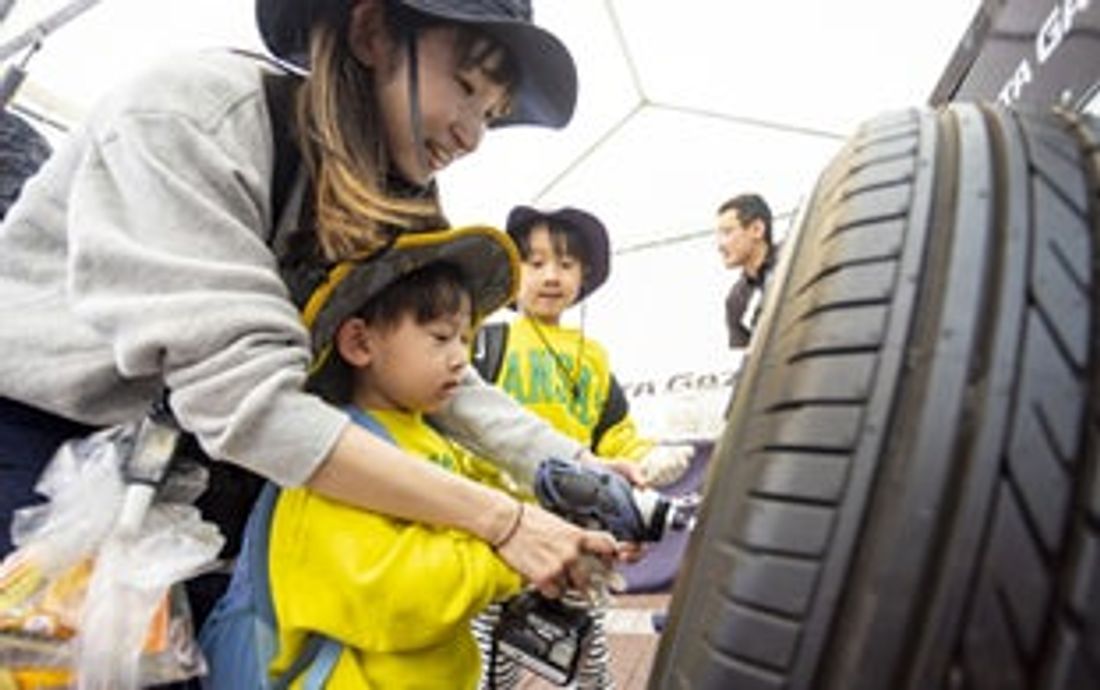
[[506, 205, 610, 302], [304, 225, 519, 399], [256, 0, 578, 128]]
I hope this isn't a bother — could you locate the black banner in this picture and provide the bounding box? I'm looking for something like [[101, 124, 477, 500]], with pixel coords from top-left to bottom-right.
[[930, 0, 1100, 110]]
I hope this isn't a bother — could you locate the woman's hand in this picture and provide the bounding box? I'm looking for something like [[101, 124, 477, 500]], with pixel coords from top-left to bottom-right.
[[314, 425, 639, 597], [568, 452, 651, 563], [493, 501, 619, 598]]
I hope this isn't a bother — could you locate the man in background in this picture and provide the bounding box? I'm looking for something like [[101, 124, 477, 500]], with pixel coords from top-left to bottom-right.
[[716, 193, 775, 348]]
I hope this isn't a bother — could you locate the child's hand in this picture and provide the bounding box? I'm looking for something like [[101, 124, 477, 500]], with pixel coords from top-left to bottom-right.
[[640, 444, 694, 487], [571, 552, 628, 606]]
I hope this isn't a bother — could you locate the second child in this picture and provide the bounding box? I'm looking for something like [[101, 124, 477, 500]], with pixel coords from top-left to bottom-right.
[[473, 206, 693, 688]]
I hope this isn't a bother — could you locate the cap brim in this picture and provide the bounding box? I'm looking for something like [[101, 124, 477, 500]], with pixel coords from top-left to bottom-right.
[[254, 0, 327, 69], [307, 225, 518, 354], [478, 23, 576, 128], [256, 0, 577, 128], [305, 225, 519, 399]]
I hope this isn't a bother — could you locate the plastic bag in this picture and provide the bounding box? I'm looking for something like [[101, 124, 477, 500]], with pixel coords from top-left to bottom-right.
[[0, 420, 225, 689]]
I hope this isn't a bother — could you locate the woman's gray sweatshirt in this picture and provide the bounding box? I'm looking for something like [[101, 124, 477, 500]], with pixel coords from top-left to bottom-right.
[[0, 50, 580, 487]]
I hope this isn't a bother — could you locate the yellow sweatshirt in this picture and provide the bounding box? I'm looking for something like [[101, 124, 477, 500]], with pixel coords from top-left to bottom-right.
[[495, 316, 653, 460], [267, 408, 522, 689]]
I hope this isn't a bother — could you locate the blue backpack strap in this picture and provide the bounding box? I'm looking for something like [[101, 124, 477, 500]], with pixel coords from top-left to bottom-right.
[[199, 482, 285, 689], [271, 634, 341, 690], [200, 492, 345, 690], [345, 406, 395, 444], [302, 641, 345, 690]]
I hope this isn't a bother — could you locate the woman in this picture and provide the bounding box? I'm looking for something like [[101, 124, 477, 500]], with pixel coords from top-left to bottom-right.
[[0, 0, 618, 620]]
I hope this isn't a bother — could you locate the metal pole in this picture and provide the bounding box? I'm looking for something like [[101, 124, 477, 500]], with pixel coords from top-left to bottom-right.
[[0, 0, 104, 63], [0, 0, 17, 26]]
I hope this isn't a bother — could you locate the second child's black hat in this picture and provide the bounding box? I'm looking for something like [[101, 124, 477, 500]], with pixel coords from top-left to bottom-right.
[[255, 0, 578, 129], [506, 205, 610, 302]]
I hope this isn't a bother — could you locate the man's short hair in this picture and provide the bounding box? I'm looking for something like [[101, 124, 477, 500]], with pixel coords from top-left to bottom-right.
[[717, 193, 773, 247]]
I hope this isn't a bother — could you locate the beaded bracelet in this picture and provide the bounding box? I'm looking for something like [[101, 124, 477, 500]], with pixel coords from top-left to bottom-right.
[[491, 501, 525, 550]]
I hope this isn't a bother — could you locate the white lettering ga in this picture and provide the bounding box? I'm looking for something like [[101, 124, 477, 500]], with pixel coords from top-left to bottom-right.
[[1038, 0, 1091, 64], [997, 0, 1092, 105]]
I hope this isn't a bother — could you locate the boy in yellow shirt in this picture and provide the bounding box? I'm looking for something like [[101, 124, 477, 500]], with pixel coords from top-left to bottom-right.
[[472, 206, 692, 688], [268, 226, 526, 689]]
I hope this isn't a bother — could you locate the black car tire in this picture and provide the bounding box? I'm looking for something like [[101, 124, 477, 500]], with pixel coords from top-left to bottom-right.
[[650, 104, 1100, 690]]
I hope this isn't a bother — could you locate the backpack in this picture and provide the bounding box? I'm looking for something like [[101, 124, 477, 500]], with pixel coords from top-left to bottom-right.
[[471, 322, 511, 385], [198, 409, 395, 690]]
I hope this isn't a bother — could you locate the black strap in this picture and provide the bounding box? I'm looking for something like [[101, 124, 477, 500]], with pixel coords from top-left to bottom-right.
[[473, 322, 509, 383], [261, 71, 303, 244], [472, 322, 628, 453], [591, 374, 628, 452], [260, 70, 337, 319]]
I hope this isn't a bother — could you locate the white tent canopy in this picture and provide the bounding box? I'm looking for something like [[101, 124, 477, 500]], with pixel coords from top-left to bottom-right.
[[1, 0, 982, 438]]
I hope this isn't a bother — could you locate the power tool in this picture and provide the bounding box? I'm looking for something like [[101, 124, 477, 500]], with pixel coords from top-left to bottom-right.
[[491, 458, 698, 685], [532, 457, 698, 542]]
